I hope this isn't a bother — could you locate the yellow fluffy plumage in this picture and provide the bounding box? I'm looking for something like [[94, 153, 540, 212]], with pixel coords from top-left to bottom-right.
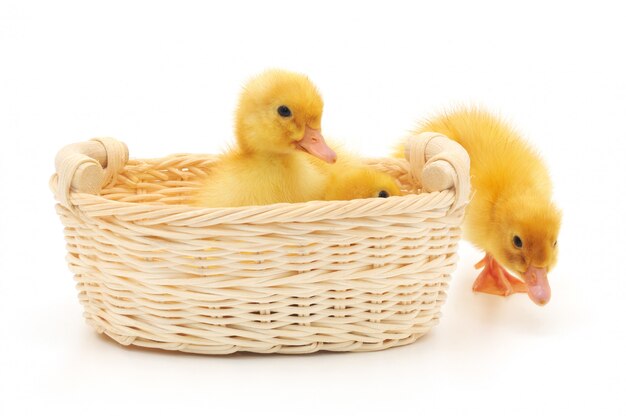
[[315, 146, 401, 200], [193, 69, 399, 207], [323, 165, 401, 200], [192, 69, 336, 207], [396, 106, 561, 305]]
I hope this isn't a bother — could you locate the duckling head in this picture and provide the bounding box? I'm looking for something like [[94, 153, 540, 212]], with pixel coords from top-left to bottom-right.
[[490, 191, 562, 305], [235, 69, 336, 163], [324, 167, 402, 201]]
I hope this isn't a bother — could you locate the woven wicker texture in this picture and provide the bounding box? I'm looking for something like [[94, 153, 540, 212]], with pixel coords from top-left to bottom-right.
[[50, 133, 470, 354]]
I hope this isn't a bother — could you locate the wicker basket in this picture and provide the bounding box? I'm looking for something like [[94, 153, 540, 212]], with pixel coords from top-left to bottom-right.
[[49, 133, 470, 354]]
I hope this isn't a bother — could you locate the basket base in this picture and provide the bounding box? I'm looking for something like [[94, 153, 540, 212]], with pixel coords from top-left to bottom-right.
[[87, 316, 438, 355]]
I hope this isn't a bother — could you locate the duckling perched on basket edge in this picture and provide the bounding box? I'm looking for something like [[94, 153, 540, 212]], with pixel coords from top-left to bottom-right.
[[397, 107, 562, 306]]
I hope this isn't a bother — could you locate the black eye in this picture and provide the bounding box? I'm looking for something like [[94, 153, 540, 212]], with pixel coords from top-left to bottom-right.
[[513, 235, 523, 248], [554, 240, 558, 247], [378, 190, 389, 198], [277, 105, 291, 117]]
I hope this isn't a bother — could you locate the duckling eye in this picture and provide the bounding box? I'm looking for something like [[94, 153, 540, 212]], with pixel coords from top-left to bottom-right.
[[378, 190, 389, 198], [277, 105, 292, 117], [554, 240, 558, 247], [513, 235, 523, 248]]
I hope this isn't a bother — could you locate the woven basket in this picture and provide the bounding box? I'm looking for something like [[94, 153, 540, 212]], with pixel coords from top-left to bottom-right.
[[50, 133, 470, 354]]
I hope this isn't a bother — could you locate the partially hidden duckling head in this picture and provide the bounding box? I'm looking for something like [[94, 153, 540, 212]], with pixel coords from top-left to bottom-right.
[[324, 167, 401, 201], [235, 69, 336, 163]]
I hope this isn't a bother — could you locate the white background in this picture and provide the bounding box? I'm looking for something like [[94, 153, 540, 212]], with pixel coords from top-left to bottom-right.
[[1, 1, 625, 415]]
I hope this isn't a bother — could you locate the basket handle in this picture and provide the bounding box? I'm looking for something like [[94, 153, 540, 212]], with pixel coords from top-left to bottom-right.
[[51, 137, 128, 209], [404, 132, 470, 212]]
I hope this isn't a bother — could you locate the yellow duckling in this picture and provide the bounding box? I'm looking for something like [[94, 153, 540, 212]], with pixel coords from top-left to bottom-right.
[[323, 166, 401, 200], [395, 107, 561, 305], [193, 69, 337, 208], [316, 147, 401, 200]]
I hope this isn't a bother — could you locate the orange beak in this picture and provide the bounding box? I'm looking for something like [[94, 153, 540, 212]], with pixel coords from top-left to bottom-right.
[[523, 266, 551, 306], [295, 126, 337, 163]]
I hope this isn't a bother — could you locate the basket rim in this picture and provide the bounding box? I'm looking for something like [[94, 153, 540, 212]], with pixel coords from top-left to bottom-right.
[[51, 137, 468, 225], [63, 185, 457, 225]]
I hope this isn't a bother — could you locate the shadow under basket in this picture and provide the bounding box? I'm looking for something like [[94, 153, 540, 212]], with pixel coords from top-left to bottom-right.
[[50, 133, 470, 354]]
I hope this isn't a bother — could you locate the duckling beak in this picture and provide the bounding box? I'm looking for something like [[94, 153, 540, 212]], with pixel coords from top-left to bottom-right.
[[296, 126, 337, 163], [523, 266, 551, 306]]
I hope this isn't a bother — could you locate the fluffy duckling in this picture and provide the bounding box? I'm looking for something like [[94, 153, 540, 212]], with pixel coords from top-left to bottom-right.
[[316, 147, 401, 200], [323, 165, 401, 200], [396, 107, 561, 305], [193, 69, 337, 207]]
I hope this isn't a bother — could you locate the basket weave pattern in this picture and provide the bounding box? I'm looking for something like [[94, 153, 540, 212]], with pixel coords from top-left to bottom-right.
[[50, 134, 470, 354]]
